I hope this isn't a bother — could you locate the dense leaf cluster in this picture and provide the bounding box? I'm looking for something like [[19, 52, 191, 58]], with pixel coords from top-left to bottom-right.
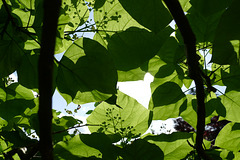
[[1, 0, 240, 159]]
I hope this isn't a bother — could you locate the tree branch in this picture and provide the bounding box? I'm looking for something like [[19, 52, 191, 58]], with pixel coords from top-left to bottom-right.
[[38, 0, 61, 159], [162, 0, 211, 159]]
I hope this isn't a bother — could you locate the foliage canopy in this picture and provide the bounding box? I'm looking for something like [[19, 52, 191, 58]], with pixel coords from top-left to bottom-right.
[[1, 0, 240, 159]]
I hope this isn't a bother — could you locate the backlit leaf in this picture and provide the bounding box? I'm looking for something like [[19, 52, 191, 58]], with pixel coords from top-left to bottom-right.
[[215, 122, 240, 152], [212, 0, 240, 65], [119, 0, 172, 33], [87, 91, 152, 138], [143, 132, 193, 160], [54, 134, 102, 159], [220, 91, 240, 122], [57, 38, 117, 104]]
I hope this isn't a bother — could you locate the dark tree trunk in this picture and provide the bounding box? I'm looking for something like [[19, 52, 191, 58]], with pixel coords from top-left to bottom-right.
[[38, 0, 61, 159], [162, 0, 211, 159]]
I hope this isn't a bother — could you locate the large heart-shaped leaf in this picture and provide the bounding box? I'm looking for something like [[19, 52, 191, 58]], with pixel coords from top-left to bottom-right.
[[215, 122, 240, 152], [118, 0, 172, 33], [143, 132, 193, 160], [87, 91, 152, 138], [54, 134, 102, 159], [56, 38, 118, 104], [212, 0, 240, 65]]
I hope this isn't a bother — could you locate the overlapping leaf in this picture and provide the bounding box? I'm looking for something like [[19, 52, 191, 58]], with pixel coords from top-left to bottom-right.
[[54, 134, 102, 159], [147, 37, 186, 119], [118, 0, 172, 33], [122, 139, 164, 160], [17, 52, 39, 90], [179, 94, 198, 129], [80, 133, 118, 159], [87, 91, 152, 138], [107, 27, 172, 71], [56, 38, 118, 104], [186, 8, 224, 43], [143, 132, 193, 160], [109, 26, 173, 81], [61, 0, 89, 31], [212, 0, 240, 65], [93, 0, 143, 47], [94, 0, 143, 34], [219, 65, 240, 91], [149, 81, 186, 120], [17, 51, 58, 92], [215, 122, 240, 152], [190, 0, 232, 17], [0, 40, 25, 78], [220, 91, 240, 122], [0, 83, 35, 121]]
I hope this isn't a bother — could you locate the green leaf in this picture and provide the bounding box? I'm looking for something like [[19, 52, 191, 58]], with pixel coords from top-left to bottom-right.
[[111, 26, 174, 81], [0, 87, 6, 102], [186, 7, 224, 43], [220, 65, 240, 91], [80, 133, 117, 160], [212, 0, 240, 65], [94, 0, 143, 33], [12, 8, 35, 27], [93, 0, 144, 56], [17, 50, 57, 92], [143, 132, 193, 160], [146, 36, 185, 79], [220, 91, 240, 122], [0, 99, 35, 121], [53, 115, 81, 131], [0, 40, 24, 77], [190, 0, 232, 17], [122, 139, 164, 160], [149, 82, 186, 120], [205, 149, 235, 160], [179, 94, 197, 129], [0, 117, 7, 130], [205, 96, 226, 120], [61, 0, 89, 31], [86, 110, 93, 114], [10, 0, 36, 10], [87, 91, 152, 138], [57, 38, 118, 104], [16, 99, 39, 129], [17, 52, 39, 90], [179, 0, 191, 12], [118, 0, 172, 33], [108, 27, 173, 72], [117, 68, 146, 81], [52, 111, 82, 143], [54, 134, 102, 159], [0, 127, 37, 148], [215, 122, 240, 152], [5, 83, 35, 100], [157, 37, 185, 64], [55, 14, 72, 54]]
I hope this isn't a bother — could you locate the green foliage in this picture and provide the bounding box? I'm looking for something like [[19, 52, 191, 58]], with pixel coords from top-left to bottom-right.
[[1, 0, 240, 159], [54, 134, 102, 159], [143, 132, 193, 160], [87, 91, 152, 141], [215, 122, 240, 152], [118, 0, 172, 33], [56, 37, 117, 104]]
